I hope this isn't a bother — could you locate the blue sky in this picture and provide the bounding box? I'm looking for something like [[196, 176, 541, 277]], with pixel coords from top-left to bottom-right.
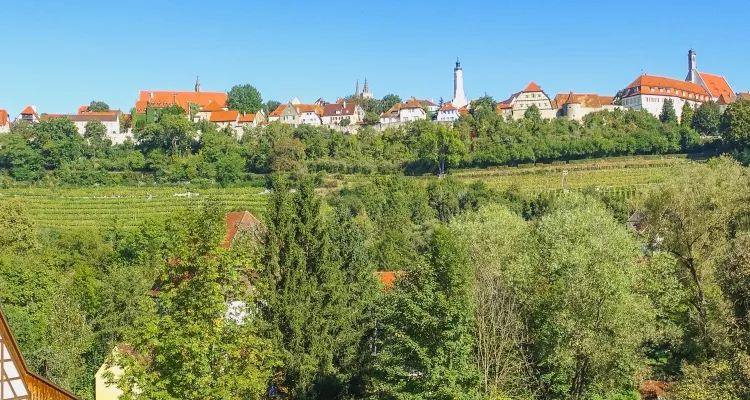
[[1, 0, 748, 115]]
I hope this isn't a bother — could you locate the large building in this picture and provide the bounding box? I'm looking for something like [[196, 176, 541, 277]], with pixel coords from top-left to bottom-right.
[[380, 99, 427, 124], [496, 82, 557, 119], [15, 106, 40, 124], [451, 59, 468, 109], [321, 102, 365, 126], [135, 77, 227, 115], [553, 92, 619, 122], [1, 305, 80, 400], [621, 49, 734, 120]]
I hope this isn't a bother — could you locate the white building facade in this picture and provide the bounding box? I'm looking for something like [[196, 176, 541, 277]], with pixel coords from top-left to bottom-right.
[[451, 59, 468, 108], [620, 74, 709, 120]]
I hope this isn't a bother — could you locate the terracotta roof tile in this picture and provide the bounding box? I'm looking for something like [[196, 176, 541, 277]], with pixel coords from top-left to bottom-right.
[[623, 74, 710, 101], [523, 81, 543, 92], [77, 105, 88, 114], [209, 110, 239, 123], [439, 102, 456, 111], [20, 105, 37, 115], [238, 113, 256, 123], [201, 100, 224, 112], [0, 110, 9, 126], [223, 211, 262, 248], [269, 104, 286, 117], [322, 103, 357, 117], [554, 92, 615, 109], [738, 93, 750, 101], [698, 72, 734, 101]]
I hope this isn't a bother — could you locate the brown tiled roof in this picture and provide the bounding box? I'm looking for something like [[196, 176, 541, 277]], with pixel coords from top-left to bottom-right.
[[322, 103, 357, 117], [624, 74, 709, 101], [554, 92, 615, 109], [419, 99, 437, 107], [401, 99, 423, 109], [738, 92, 750, 101], [698, 72, 734, 101], [209, 110, 239, 123]]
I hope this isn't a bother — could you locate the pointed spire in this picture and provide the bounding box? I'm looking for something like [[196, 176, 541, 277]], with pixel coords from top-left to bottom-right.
[[455, 57, 461, 69], [355, 79, 361, 97], [363, 78, 370, 92], [195, 76, 201, 93]]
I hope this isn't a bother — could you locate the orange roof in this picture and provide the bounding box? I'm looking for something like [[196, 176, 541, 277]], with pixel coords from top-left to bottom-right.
[[136, 90, 227, 114], [698, 72, 734, 101], [401, 99, 423, 109], [20, 105, 37, 115], [269, 104, 286, 117], [623, 74, 710, 101], [554, 92, 614, 109], [439, 102, 456, 111], [209, 110, 239, 123], [223, 211, 262, 248], [523, 81, 543, 92], [238, 113, 256, 123], [201, 100, 224, 112], [458, 106, 470, 115], [294, 104, 323, 115], [0, 110, 9, 126], [738, 93, 750, 101], [77, 105, 88, 114]]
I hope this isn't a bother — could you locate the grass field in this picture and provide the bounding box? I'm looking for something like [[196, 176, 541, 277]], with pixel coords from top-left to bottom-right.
[[0, 156, 702, 232]]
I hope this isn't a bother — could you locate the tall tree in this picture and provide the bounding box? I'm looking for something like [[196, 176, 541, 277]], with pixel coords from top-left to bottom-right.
[[381, 94, 402, 112], [660, 98, 678, 123], [416, 123, 467, 175], [88, 101, 110, 112], [524, 104, 542, 123], [227, 84, 263, 114], [720, 99, 750, 150], [264, 100, 281, 115], [692, 101, 722, 135], [681, 102, 695, 129], [117, 205, 278, 400], [83, 120, 111, 158], [371, 226, 480, 399], [263, 175, 377, 399]]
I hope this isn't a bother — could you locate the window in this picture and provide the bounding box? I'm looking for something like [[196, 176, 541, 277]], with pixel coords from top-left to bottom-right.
[[666, 89, 671, 93], [659, 88, 664, 93], [651, 87, 655, 92]]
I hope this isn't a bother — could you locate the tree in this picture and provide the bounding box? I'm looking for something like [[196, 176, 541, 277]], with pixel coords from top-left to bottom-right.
[[660, 98, 678, 123], [88, 101, 110, 112], [451, 204, 535, 399], [692, 101, 722, 135], [364, 112, 380, 124], [117, 205, 278, 399], [227, 84, 263, 114], [524, 104, 542, 123], [640, 157, 748, 359], [32, 117, 85, 168], [681, 102, 695, 128], [530, 194, 655, 399], [83, 121, 111, 158], [263, 175, 377, 399], [381, 94, 401, 111], [339, 118, 351, 127], [371, 226, 480, 399], [471, 95, 497, 121], [721, 99, 750, 150], [416, 124, 467, 175]]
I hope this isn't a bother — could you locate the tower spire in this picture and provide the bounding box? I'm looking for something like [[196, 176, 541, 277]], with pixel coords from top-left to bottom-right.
[[452, 58, 467, 108], [195, 76, 201, 92], [355, 79, 361, 97]]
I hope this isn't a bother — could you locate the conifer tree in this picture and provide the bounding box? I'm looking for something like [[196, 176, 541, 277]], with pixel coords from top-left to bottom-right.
[[681, 101, 695, 128], [660, 98, 678, 123], [263, 175, 377, 399], [371, 226, 479, 399]]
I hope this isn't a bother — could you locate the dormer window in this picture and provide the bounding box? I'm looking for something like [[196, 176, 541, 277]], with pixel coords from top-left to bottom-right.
[[659, 88, 664, 93], [650, 87, 655, 92]]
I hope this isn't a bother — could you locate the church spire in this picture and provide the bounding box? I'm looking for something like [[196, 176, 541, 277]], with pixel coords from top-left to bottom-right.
[[452, 58, 467, 108], [362, 78, 373, 99], [355, 79, 361, 97], [195, 76, 201, 93]]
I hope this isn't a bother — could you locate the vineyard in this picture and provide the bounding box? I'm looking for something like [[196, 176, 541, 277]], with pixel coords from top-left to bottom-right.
[[0, 186, 269, 232], [0, 156, 703, 232]]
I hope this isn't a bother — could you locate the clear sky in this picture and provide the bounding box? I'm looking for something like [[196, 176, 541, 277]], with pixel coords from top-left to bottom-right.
[[1, 0, 748, 115]]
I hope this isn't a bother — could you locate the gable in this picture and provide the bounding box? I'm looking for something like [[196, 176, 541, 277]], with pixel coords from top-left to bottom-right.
[[1, 332, 29, 399]]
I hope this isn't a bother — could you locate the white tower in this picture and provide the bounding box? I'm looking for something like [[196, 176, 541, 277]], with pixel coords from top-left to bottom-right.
[[686, 49, 698, 84], [451, 58, 468, 108], [362, 78, 373, 99]]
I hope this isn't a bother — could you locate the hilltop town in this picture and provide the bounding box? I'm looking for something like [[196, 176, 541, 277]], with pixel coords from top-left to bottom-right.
[[2, 49, 745, 145]]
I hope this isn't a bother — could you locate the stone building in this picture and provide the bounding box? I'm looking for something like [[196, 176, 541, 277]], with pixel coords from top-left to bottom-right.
[[553, 92, 619, 121], [496, 82, 557, 119]]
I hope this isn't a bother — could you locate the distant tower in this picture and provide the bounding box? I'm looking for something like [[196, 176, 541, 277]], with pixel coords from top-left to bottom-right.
[[686, 49, 698, 84], [195, 76, 201, 92], [362, 78, 373, 99], [355, 79, 361, 97], [452, 58, 468, 108]]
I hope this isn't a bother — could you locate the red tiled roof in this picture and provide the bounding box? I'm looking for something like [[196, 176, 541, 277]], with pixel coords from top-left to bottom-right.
[[0, 110, 9, 126], [269, 104, 286, 117], [77, 105, 88, 114], [698, 72, 734, 101], [20, 105, 37, 116], [223, 211, 262, 248], [738, 93, 750, 101], [209, 110, 239, 123], [401, 99, 423, 109], [322, 103, 357, 117], [294, 104, 323, 115], [439, 102, 456, 111], [238, 113, 256, 123], [623, 74, 710, 101], [201, 100, 224, 112], [523, 81, 543, 92], [419, 99, 438, 107], [458, 106, 470, 116]]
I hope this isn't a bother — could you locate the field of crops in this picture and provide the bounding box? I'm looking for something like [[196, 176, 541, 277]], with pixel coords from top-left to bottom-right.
[[0, 186, 269, 232], [0, 156, 703, 232]]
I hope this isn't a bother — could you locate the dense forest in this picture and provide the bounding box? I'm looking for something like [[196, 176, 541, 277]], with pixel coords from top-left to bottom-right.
[[3, 98, 750, 186], [3, 155, 750, 399]]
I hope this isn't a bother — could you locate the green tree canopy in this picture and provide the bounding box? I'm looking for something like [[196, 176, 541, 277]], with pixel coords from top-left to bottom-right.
[[692, 101, 722, 135], [721, 99, 750, 150], [88, 101, 110, 112], [227, 84, 263, 114], [660, 98, 678, 123], [681, 102, 695, 128]]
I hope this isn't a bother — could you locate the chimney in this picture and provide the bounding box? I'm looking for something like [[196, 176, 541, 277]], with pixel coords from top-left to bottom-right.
[[149, 92, 153, 99], [343, 101, 347, 108]]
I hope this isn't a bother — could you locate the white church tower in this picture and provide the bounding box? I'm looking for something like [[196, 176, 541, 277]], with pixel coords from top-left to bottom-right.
[[451, 58, 468, 108], [686, 48, 698, 84]]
